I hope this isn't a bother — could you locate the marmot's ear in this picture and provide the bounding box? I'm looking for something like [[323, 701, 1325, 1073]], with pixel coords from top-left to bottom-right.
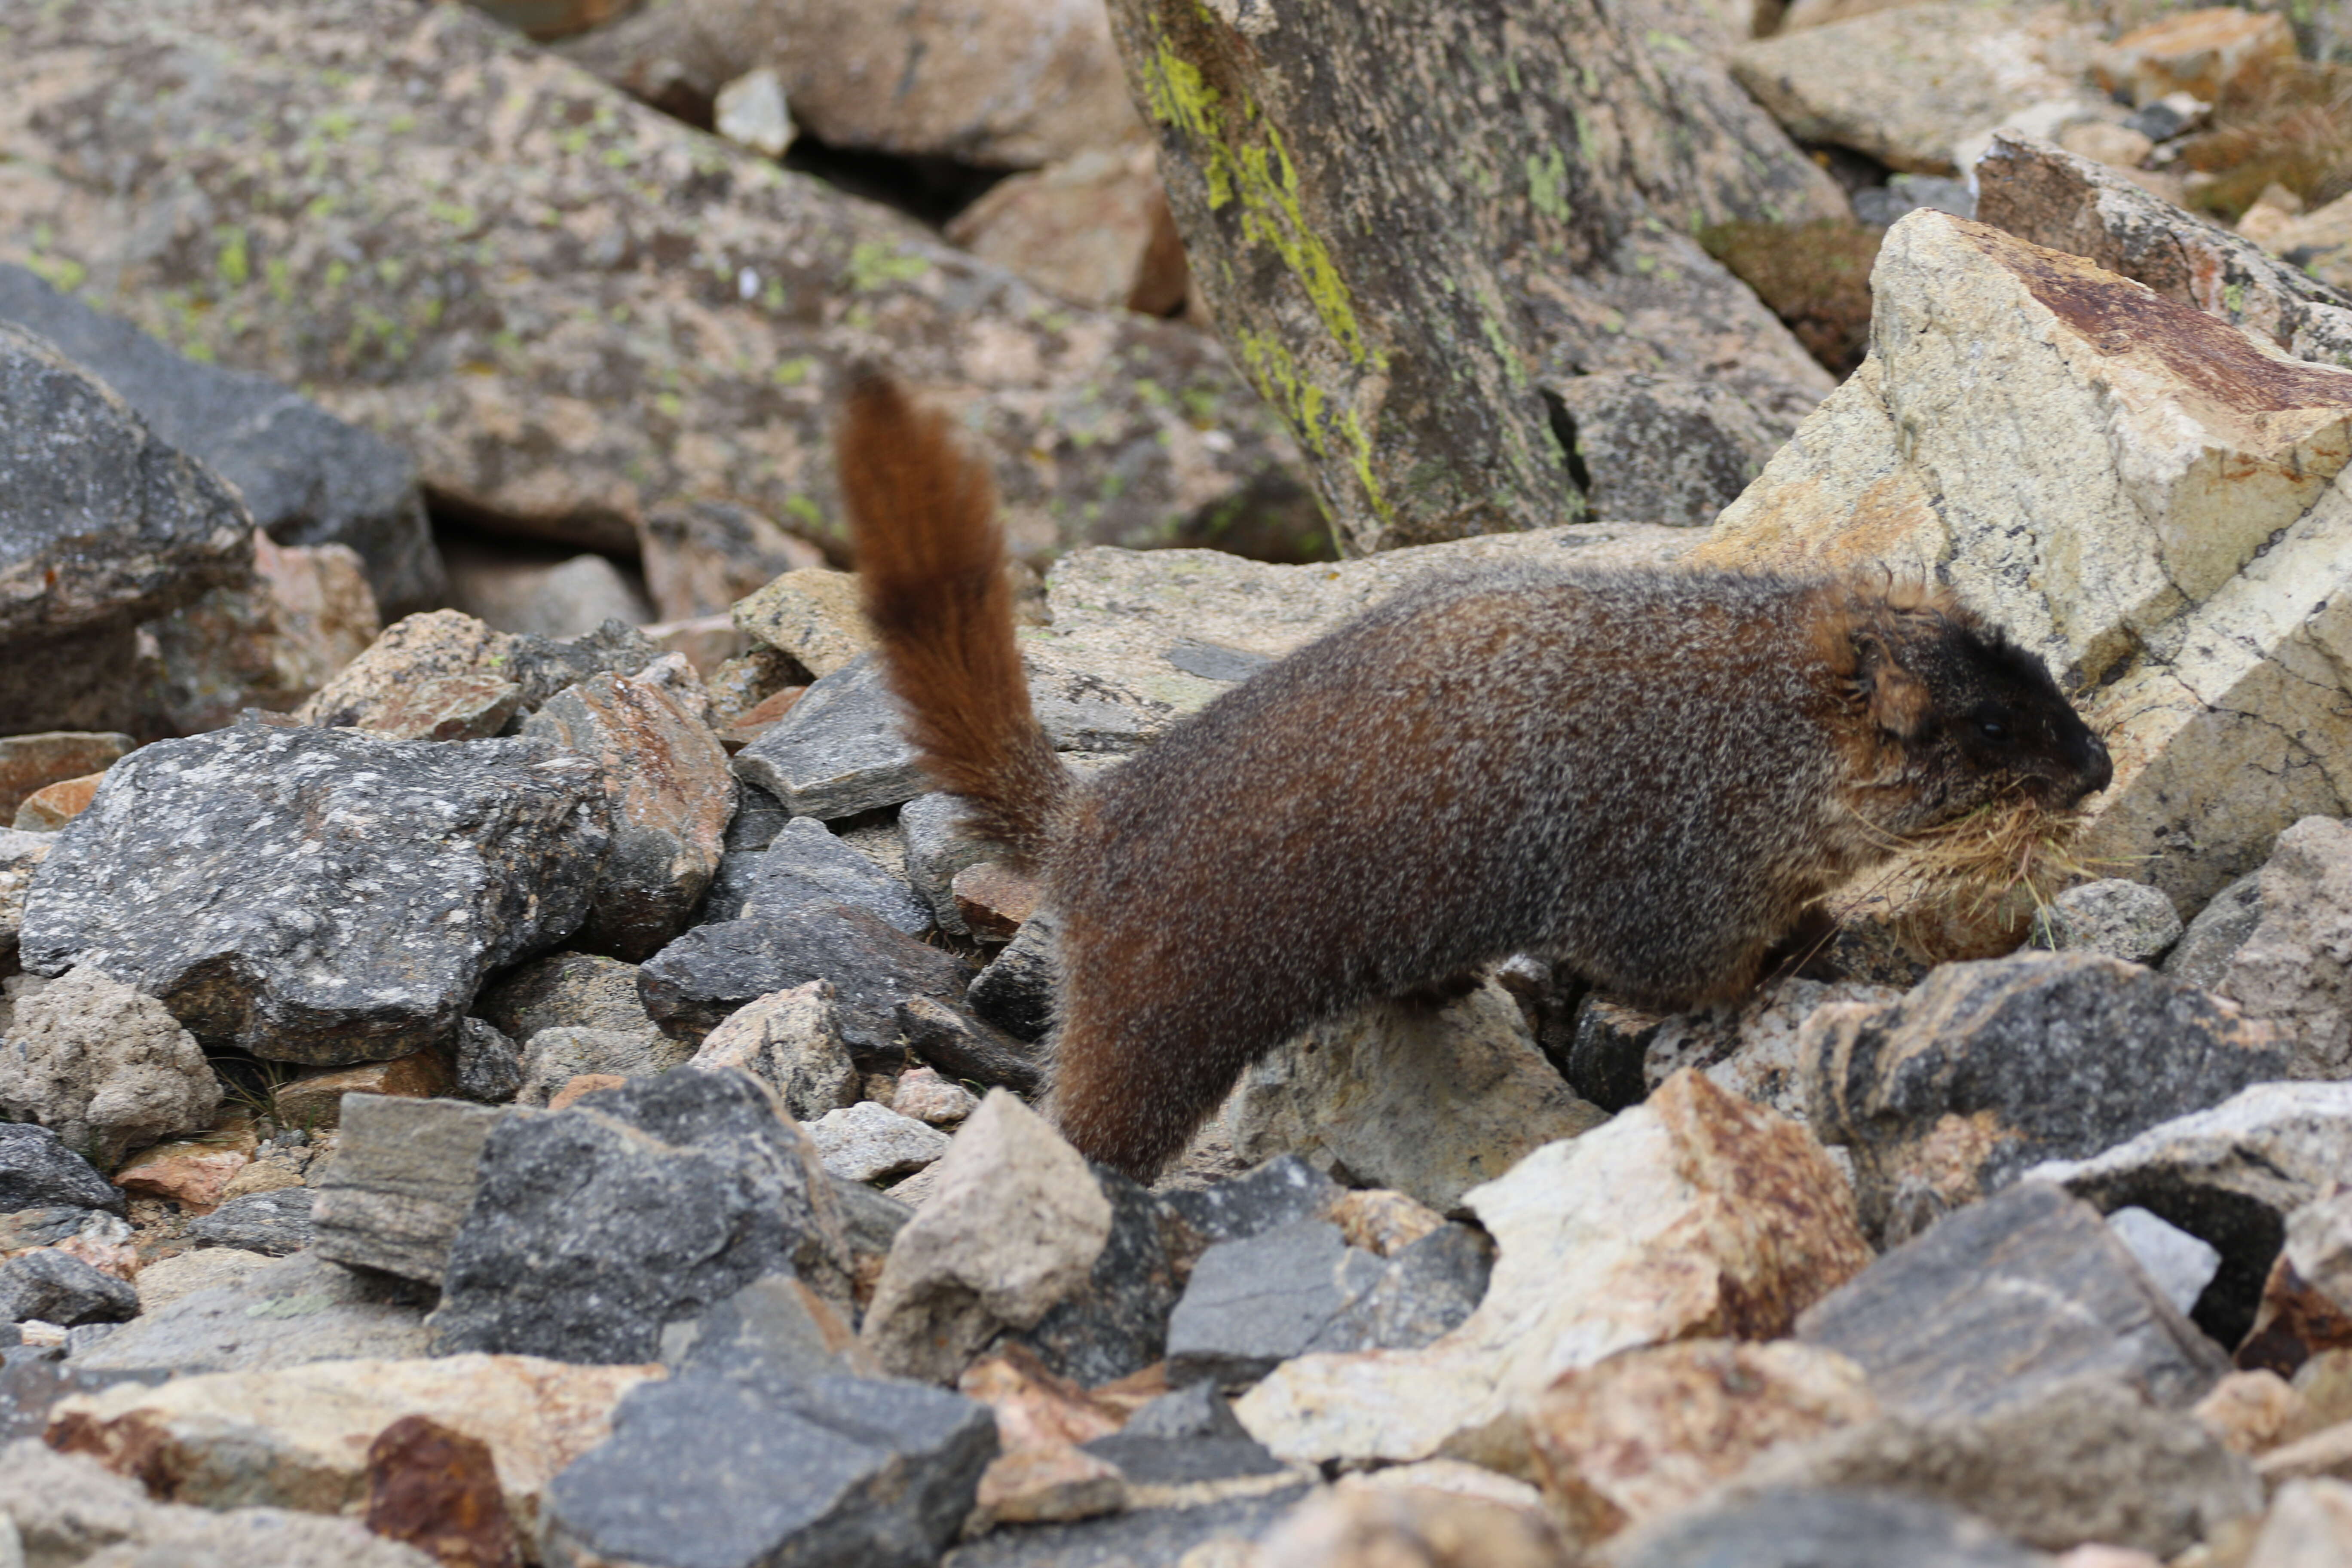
[[1855, 631, 1931, 739]]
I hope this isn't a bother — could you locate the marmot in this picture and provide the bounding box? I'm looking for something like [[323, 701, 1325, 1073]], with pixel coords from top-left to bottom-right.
[[842, 377, 2114, 1181]]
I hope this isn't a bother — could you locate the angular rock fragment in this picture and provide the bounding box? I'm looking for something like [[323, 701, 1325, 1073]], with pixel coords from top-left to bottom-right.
[[364, 1414, 524, 1568], [967, 913, 1058, 1041], [995, 1163, 1180, 1388], [293, 611, 523, 741], [476, 951, 659, 1043], [1548, 371, 1787, 525], [640, 904, 975, 1056], [0, 732, 132, 824], [72, 1250, 433, 1375], [0, 1122, 126, 1216], [742, 815, 932, 935], [1166, 1220, 1388, 1387], [1804, 954, 2287, 1242], [0, 829, 47, 977], [133, 1248, 270, 1313], [893, 1066, 980, 1127], [2032, 880, 2185, 964], [807, 1100, 952, 1183], [946, 145, 1186, 315], [1798, 1182, 2230, 1418], [730, 653, 924, 820], [454, 1018, 525, 1104], [272, 1051, 454, 1128], [2111, 1207, 2224, 1318], [659, 1270, 868, 1382], [313, 1094, 509, 1285], [729, 568, 870, 680], [516, 1027, 689, 1108], [640, 501, 822, 626], [19, 718, 610, 1064], [2216, 817, 2352, 1078], [686, 981, 857, 1121], [189, 1188, 315, 1258], [2248, 1477, 2352, 1566], [2094, 7, 2296, 106], [0, 1249, 140, 1327], [0, 963, 222, 1168], [1235, 1072, 1871, 1468], [432, 1071, 849, 1363], [1158, 1155, 1345, 1276], [2167, 873, 2266, 990], [897, 995, 1047, 1094], [900, 792, 996, 937], [1611, 1485, 2051, 1568]]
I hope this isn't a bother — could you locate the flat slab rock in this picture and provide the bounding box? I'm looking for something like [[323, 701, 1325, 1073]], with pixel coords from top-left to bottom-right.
[[70, 1250, 433, 1375], [18, 717, 610, 1063]]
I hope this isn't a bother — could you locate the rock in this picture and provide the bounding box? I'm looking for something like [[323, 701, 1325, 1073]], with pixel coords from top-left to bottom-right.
[[2167, 873, 2266, 991], [1227, 980, 1610, 1215], [1611, 1486, 2050, 1568], [640, 905, 975, 1058], [808, 1101, 953, 1183], [1798, 1182, 2230, 1419], [1157, 1155, 1346, 1277], [2, 0, 1306, 567], [2195, 1367, 2301, 1455], [0, 733, 131, 824], [959, 1349, 1130, 1530], [516, 1028, 689, 1108], [2028, 1084, 2352, 1351], [0, 830, 48, 978], [686, 981, 858, 1122], [642, 504, 823, 629], [2248, 1478, 2352, 1568], [1328, 1189, 1449, 1258], [1852, 172, 1978, 227], [945, 146, 1186, 315], [942, 1485, 1313, 1568], [1804, 954, 2287, 1243], [0, 263, 441, 617], [894, 1066, 981, 1127], [971, 1442, 1127, 1529], [449, 1019, 525, 1107], [364, 1413, 525, 1568], [1166, 1220, 1389, 1386], [952, 863, 1041, 943], [995, 1164, 1180, 1388], [521, 671, 733, 961], [1642, 977, 1902, 1126], [12, 772, 102, 833], [20, 719, 610, 1064], [1110, 0, 1841, 557], [72, 1250, 433, 1374], [48, 1353, 657, 1536], [1081, 1380, 1289, 1491], [432, 1071, 849, 1363], [0, 963, 221, 1168], [966, 913, 1058, 1042], [188, 1188, 315, 1257], [1731, 1375, 2260, 1558], [1253, 1482, 1572, 1568], [133, 1247, 271, 1313], [313, 1095, 508, 1286], [0, 1123, 123, 1215], [0, 1249, 139, 1327], [861, 1091, 1113, 1384], [900, 793, 996, 938], [477, 951, 660, 1043], [742, 816, 932, 936], [1731, 2, 2106, 176], [111, 1129, 253, 1212], [1528, 1339, 1878, 1550], [545, 1368, 995, 1568], [897, 995, 1048, 1095], [2217, 818, 2352, 1078], [141, 531, 384, 737], [1549, 371, 1786, 525], [2033, 881, 2185, 964], [273, 1051, 456, 1129], [0, 1436, 438, 1568], [2236, 1187, 2352, 1377], [2110, 1207, 2224, 1318], [446, 549, 652, 642], [730, 653, 925, 821], [1235, 1071, 1872, 1469], [2095, 8, 2297, 107], [1699, 208, 2352, 915], [729, 569, 870, 679]]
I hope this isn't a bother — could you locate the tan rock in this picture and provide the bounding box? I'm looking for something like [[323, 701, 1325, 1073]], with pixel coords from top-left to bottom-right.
[[47, 1354, 659, 1536], [1329, 1189, 1447, 1258], [144, 535, 384, 733], [220, 1159, 306, 1200], [273, 1051, 454, 1129], [547, 1072, 628, 1111], [12, 771, 102, 831], [1528, 1339, 1878, 1547], [951, 861, 1041, 941], [2249, 1476, 2352, 1566], [730, 568, 872, 679], [0, 965, 224, 1171], [443, 549, 651, 641], [2095, 7, 2296, 107], [2240, 192, 2352, 297], [892, 1066, 981, 1127], [971, 1442, 1127, 1527], [296, 610, 522, 741], [1255, 1482, 1572, 1568], [2261, 1421, 2352, 1485], [2197, 1370, 2303, 1457], [1776, 0, 1916, 32], [1700, 210, 2352, 912], [686, 981, 857, 1123], [113, 1135, 253, 1214], [1234, 1071, 1872, 1470], [135, 1246, 273, 1312], [0, 731, 132, 822], [945, 145, 1187, 315], [959, 1346, 1126, 1449], [2058, 120, 2155, 171]]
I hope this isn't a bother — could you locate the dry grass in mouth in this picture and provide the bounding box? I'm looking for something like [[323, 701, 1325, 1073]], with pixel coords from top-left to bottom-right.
[[1833, 790, 2123, 961]]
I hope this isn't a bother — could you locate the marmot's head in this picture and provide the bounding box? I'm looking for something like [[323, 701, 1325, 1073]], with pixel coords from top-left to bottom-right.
[[1843, 586, 2112, 821]]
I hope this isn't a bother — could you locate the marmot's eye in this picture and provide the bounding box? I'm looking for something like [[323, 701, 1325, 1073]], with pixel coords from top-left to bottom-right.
[[1978, 720, 2006, 740]]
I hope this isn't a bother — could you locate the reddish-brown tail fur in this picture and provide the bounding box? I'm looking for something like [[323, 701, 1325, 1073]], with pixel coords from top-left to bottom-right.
[[838, 374, 1069, 864]]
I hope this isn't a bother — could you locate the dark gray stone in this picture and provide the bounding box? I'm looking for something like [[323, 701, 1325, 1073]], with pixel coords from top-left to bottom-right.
[[0, 1249, 139, 1326], [1612, 1488, 2040, 1568], [0, 263, 443, 616], [431, 1069, 848, 1363], [517, 1026, 687, 1106], [941, 1485, 1311, 1568], [699, 850, 763, 925], [1547, 371, 1782, 525], [189, 1188, 315, 1257], [542, 1361, 997, 1568], [18, 718, 611, 1063], [1853, 173, 1978, 228], [312, 1094, 508, 1286], [1806, 953, 2288, 1243], [898, 792, 992, 937], [1797, 1182, 2230, 1421], [0, 318, 252, 645], [639, 905, 974, 1062], [1120, 1381, 1254, 1443], [504, 619, 664, 713], [1565, 995, 1670, 1113], [830, 1175, 915, 1262], [0, 1208, 100, 1253], [1305, 1222, 1494, 1354], [895, 996, 1045, 1095], [0, 1351, 166, 1443], [724, 783, 790, 855], [1081, 1383, 1285, 1487], [0, 1123, 123, 1215], [731, 653, 924, 821], [2163, 871, 2264, 990], [742, 817, 931, 936], [477, 951, 658, 1042], [660, 1273, 859, 1382], [454, 1016, 524, 1103], [995, 1164, 1178, 1389], [968, 913, 1057, 1042], [1156, 1155, 1341, 1272], [1165, 1219, 1384, 1386]]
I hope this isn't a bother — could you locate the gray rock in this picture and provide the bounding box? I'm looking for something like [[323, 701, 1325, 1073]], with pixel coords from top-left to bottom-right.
[[2108, 1207, 2223, 1318], [941, 1485, 1312, 1568], [640, 905, 975, 1060], [1612, 1487, 2045, 1568], [1157, 1155, 1344, 1274], [1547, 371, 1784, 525], [1853, 172, 1978, 227], [1081, 1383, 1286, 1487], [743, 815, 932, 935], [0, 1122, 123, 1215], [968, 912, 1058, 1042], [1, 826, 53, 977], [0, 262, 441, 616], [0, 1248, 138, 1326], [661, 1272, 861, 1381], [899, 792, 994, 938], [18, 718, 611, 1064], [477, 951, 660, 1042], [0, 318, 251, 643], [1804, 952, 2287, 1243], [2031, 879, 2184, 964], [0, 962, 223, 1168], [1166, 1219, 1386, 1387], [724, 782, 791, 854], [732, 653, 925, 820], [0, 1354, 167, 1444], [312, 1093, 508, 1286], [686, 981, 858, 1122], [2217, 816, 2352, 1078], [189, 1187, 315, 1257], [541, 1361, 997, 1568], [2025, 1082, 2352, 1351], [453, 1016, 524, 1103], [1797, 1182, 2230, 1421], [517, 1026, 691, 1106], [431, 1069, 851, 1362], [807, 1100, 952, 1183], [832, 1177, 916, 1261], [698, 848, 765, 925], [70, 1250, 432, 1373], [1305, 1222, 1494, 1355], [2164, 871, 2265, 990], [996, 1164, 1178, 1388], [896, 995, 1046, 1094]]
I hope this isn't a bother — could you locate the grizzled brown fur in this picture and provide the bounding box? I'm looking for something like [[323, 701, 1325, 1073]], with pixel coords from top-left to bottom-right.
[[843, 377, 2113, 1181]]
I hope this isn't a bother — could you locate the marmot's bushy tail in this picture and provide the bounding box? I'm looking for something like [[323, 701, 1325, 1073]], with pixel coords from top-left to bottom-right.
[[839, 374, 1069, 866]]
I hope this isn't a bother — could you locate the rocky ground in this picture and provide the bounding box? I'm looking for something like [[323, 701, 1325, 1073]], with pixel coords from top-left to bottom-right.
[[7, 0, 2352, 1565]]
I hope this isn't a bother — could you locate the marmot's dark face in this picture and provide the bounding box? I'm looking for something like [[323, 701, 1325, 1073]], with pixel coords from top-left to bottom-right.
[[1898, 616, 2112, 809]]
